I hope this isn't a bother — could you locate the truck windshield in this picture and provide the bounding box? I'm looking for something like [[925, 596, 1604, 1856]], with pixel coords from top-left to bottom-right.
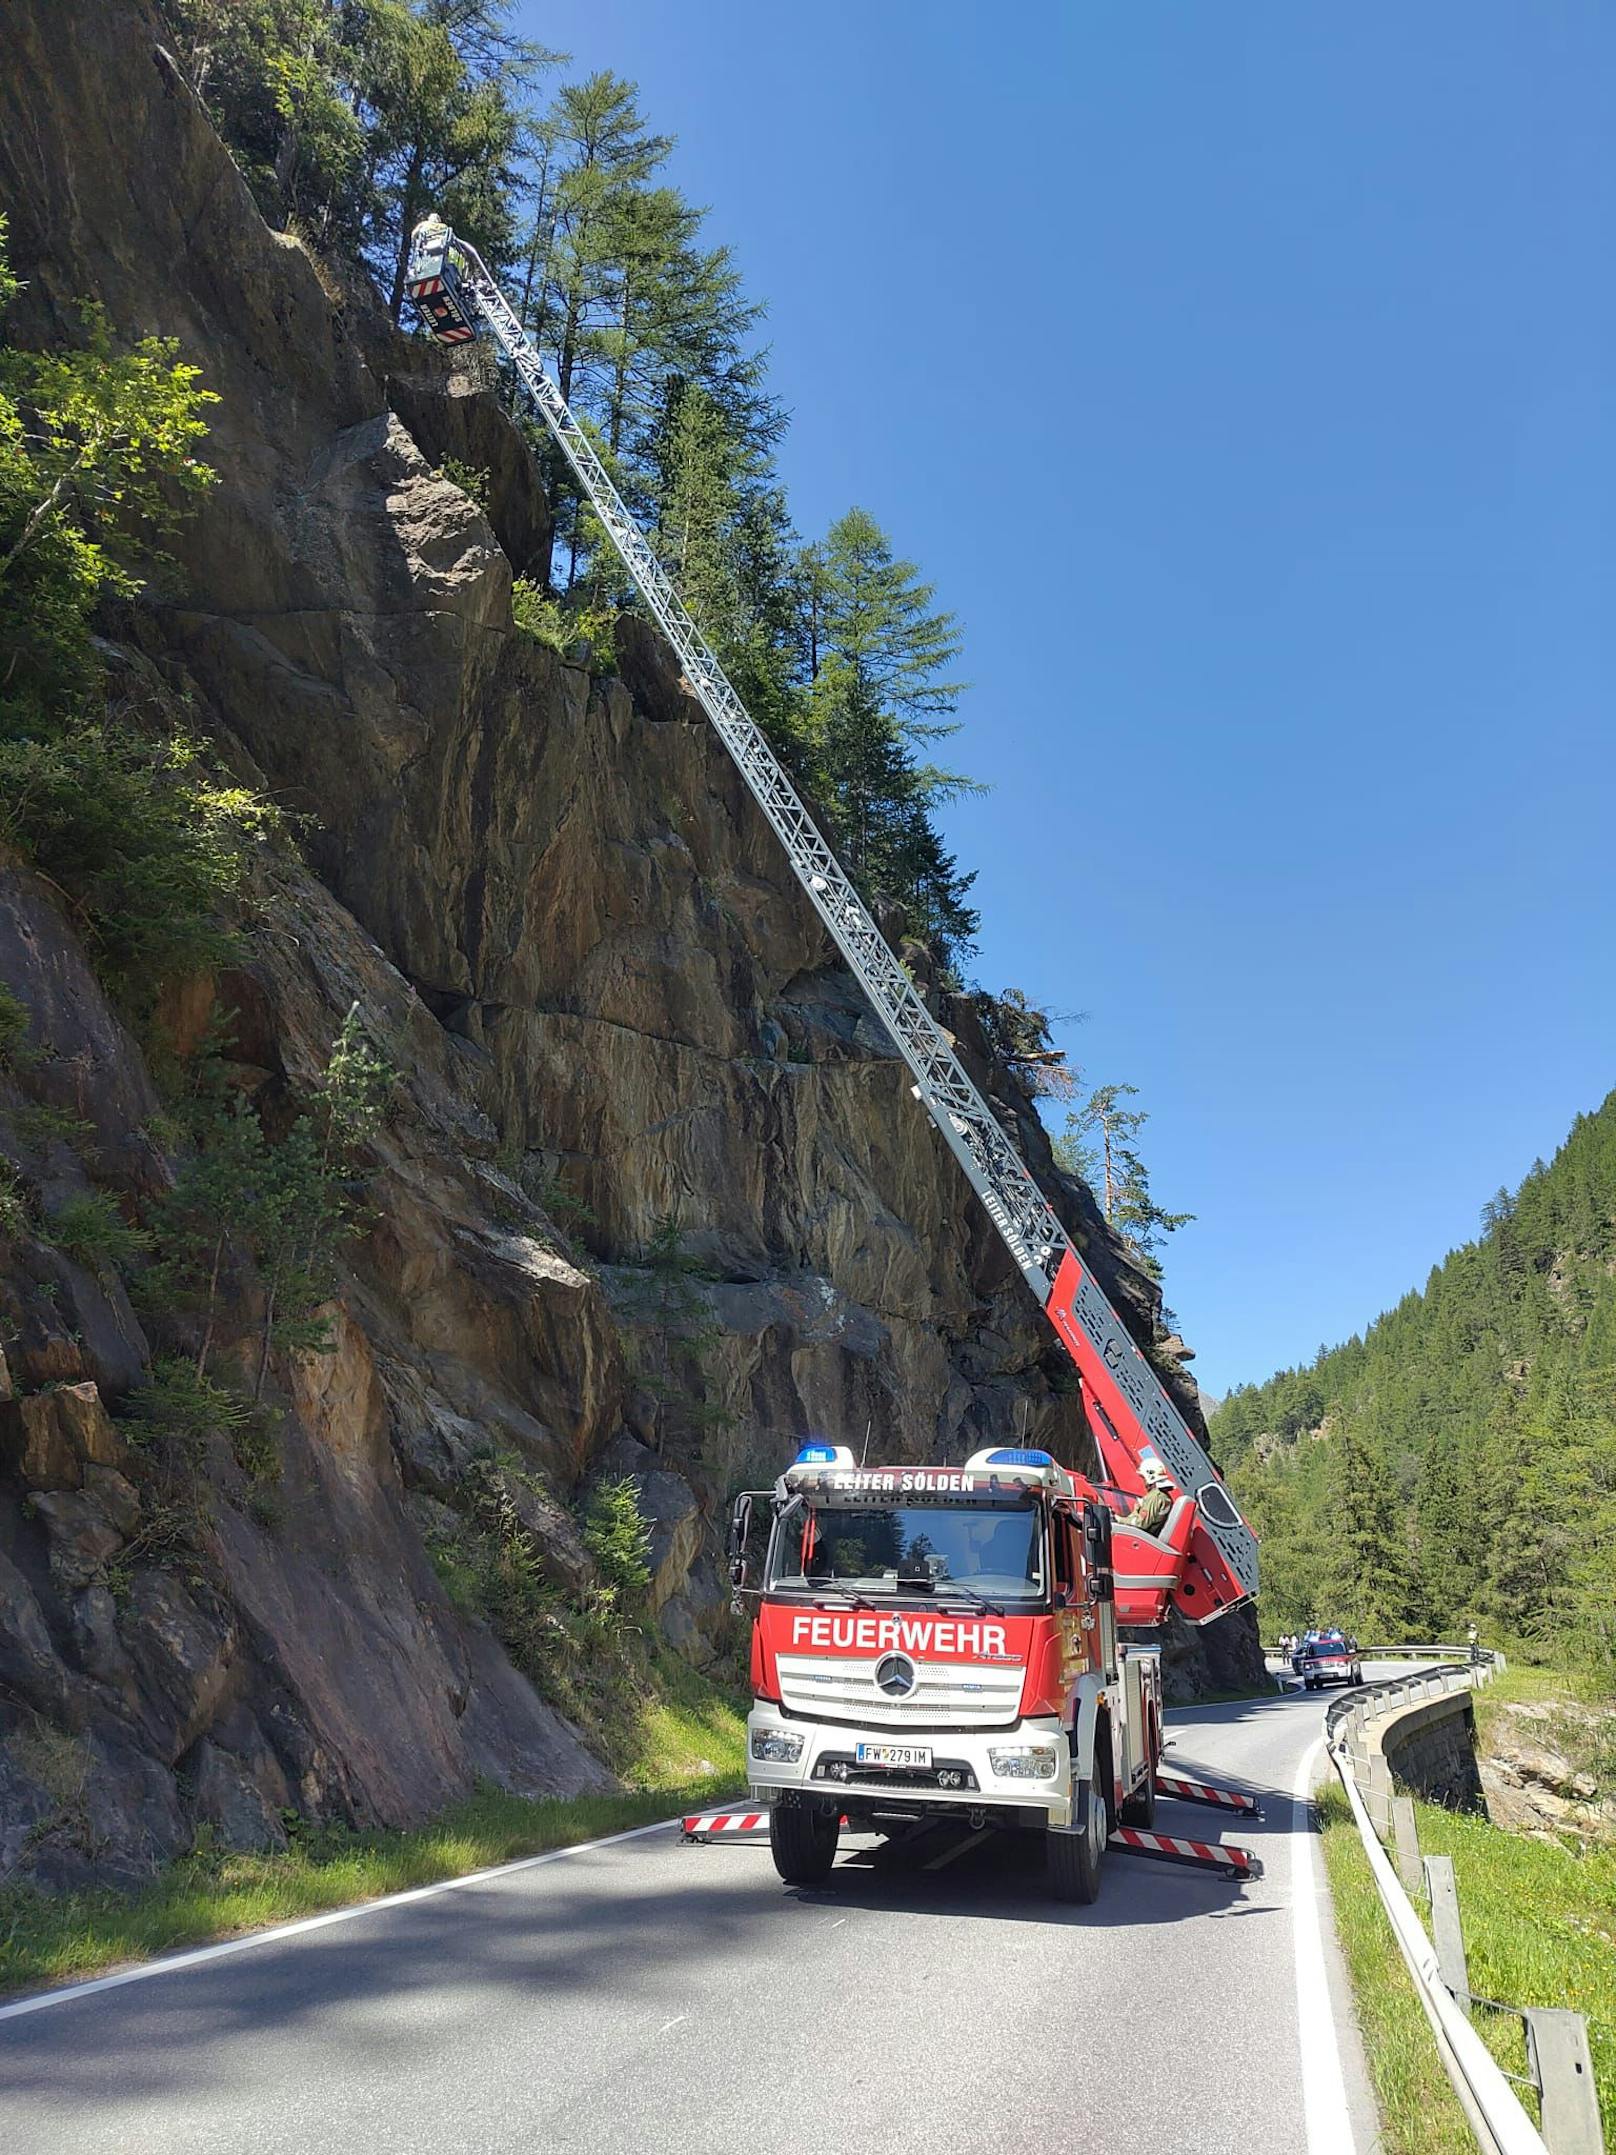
[[769, 1504, 1044, 1604]]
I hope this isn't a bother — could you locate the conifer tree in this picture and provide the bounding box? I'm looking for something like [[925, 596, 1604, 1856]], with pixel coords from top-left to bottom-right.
[[1412, 1423, 1474, 1630], [801, 508, 981, 956], [1324, 1409, 1418, 1637], [1055, 1082, 1192, 1270]]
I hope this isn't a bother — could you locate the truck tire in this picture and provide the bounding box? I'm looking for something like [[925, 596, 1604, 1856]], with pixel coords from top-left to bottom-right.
[[770, 1801, 839, 1885], [1047, 1758, 1106, 1905]]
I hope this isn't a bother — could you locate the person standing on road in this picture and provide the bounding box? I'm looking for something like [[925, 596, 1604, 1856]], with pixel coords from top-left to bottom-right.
[[1467, 1622, 1480, 1665]]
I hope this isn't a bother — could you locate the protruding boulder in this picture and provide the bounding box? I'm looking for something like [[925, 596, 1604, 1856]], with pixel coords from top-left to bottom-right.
[[2, 1378, 129, 1492], [31, 1488, 126, 1592], [190, 1738, 289, 1853]]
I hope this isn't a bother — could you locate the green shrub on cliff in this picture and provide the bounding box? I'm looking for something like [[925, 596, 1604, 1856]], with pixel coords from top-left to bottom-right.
[[510, 578, 617, 673], [0, 725, 274, 995], [0, 1161, 29, 1241], [0, 218, 273, 1005], [583, 1476, 653, 1604], [47, 1189, 150, 1276], [145, 1005, 395, 1396], [0, 232, 216, 688], [0, 983, 30, 1067]]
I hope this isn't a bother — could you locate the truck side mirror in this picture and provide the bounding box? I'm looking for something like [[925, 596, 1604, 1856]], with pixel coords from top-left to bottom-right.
[[728, 1492, 753, 1588]]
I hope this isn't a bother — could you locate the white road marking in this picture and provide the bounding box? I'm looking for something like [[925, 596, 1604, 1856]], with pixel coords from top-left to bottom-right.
[[1292, 1735, 1357, 2154], [656, 2016, 687, 2037], [0, 1817, 682, 2024]]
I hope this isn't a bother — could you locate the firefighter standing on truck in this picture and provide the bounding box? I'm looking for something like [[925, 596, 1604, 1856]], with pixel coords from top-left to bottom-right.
[[1123, 1458, 1174, 1538]]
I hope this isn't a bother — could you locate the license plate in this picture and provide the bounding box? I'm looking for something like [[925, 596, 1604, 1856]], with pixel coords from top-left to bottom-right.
[[854, 1742, 933, 1770]]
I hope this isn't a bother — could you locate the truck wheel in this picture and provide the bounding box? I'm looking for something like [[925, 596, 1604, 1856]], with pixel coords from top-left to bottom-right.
[[1047, 1758, 1106, 1905], [769, 1801, 839, 1885]]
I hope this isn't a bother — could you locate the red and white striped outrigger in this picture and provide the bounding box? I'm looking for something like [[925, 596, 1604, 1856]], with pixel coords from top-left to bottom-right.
[[1155, 1770, 1261, 1817], [1110, 1826, 1260, 1880], [681, 1809, 771, 1840], [681, 1805, 1259, 1881]]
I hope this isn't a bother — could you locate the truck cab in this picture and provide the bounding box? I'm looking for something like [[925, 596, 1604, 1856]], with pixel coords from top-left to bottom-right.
[[737, 1445, 1162, 1902]]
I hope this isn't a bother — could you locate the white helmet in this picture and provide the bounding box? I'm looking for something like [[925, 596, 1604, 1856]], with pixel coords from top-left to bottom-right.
[[1142, 1458, 1172, 1490]]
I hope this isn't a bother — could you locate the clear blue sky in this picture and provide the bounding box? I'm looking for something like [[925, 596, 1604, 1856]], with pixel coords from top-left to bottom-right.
[[518, 1, 1616, 1396]]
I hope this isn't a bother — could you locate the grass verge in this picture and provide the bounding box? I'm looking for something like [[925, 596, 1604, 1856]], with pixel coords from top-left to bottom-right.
[[1413, 1792, 1616, 2136], [1315, 1779, 1475, 2155], [1317, 1757, 1616, 2148], [0, 1670, 747, 2002]]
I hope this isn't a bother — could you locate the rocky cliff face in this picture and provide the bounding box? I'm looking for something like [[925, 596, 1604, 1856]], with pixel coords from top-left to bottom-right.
[[0, 0, 1260, 1887]]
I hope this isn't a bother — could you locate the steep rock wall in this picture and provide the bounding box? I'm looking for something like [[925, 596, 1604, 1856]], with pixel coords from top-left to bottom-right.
[[0, 0, 1259, 1885]]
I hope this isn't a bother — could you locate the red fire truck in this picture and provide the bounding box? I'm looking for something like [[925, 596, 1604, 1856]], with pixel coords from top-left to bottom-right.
[[732, 1443, 1164, 1903]]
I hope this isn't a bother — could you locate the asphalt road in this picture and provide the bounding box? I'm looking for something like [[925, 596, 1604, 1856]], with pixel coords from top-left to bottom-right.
[[0, 1664, 1394, 2155]]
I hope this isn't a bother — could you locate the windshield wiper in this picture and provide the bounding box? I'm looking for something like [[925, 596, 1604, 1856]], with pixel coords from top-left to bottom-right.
[[808, 1589, 878, 1610], [931, 1581, 1007, 1617]]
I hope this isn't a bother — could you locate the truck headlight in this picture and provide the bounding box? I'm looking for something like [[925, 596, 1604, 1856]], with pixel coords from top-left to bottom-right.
[[988, 1744, 1058, 1780], [750, 1727, 805, 1764]]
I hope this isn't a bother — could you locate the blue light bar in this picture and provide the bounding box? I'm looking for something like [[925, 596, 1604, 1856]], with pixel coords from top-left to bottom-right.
[[984, 1447, 1054, 1468], [794, 1443, 840, 1465]]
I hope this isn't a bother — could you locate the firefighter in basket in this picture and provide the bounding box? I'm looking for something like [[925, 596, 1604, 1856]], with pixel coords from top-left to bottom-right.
[[1121, 1457, 1175, 1539]]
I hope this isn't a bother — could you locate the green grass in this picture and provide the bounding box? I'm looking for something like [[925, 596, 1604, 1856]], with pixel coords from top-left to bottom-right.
[[1413, 1793, 1616, 2136], [0, 1671, 747, 2002], [621, 1647, 748, 1788], [1315, 1779, 1476, 2155]]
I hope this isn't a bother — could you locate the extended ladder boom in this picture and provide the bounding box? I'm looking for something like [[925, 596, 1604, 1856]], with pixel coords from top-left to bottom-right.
[[405, 220, 1258, 1621]]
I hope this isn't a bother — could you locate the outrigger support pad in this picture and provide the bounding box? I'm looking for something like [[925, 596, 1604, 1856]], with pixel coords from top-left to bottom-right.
[[1110, 1827, 1261, 1881]]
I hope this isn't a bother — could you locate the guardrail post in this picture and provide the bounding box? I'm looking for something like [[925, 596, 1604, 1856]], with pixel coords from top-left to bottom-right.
[[1367, 1752, 1392, 1839], [1347, 1742, 1368, 1802], [1391, 1795, 1422, 1894], [1525, 2010, 1604, 2155], [1424, 1855, 1470, 2017]]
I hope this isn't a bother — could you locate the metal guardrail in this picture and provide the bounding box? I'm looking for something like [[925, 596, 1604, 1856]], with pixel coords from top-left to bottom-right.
[[1325, 1659, 1488, 1756], [1264, 1643, 1502, 1665], [1323, 1654, 1605, 2155]]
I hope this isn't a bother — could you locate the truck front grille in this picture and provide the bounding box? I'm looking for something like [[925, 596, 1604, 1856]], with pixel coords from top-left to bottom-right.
[[775, 1654, 1024, 1729], [811, 1752, 979, 1792]]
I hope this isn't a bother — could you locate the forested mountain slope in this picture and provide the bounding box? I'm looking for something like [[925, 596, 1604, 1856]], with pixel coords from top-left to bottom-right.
[[1213, 1092, 1616, 1673]]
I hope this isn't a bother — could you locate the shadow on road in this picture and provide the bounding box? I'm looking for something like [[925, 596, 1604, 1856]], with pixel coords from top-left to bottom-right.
[[792, 1822, 1274, 1930], [0, 1685, 1345, 2118]]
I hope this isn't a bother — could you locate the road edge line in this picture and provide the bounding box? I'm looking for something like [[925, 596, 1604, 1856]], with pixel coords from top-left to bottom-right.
[[1293, 1734, 1358, 2154], [0, 1815, 682, 2023]]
